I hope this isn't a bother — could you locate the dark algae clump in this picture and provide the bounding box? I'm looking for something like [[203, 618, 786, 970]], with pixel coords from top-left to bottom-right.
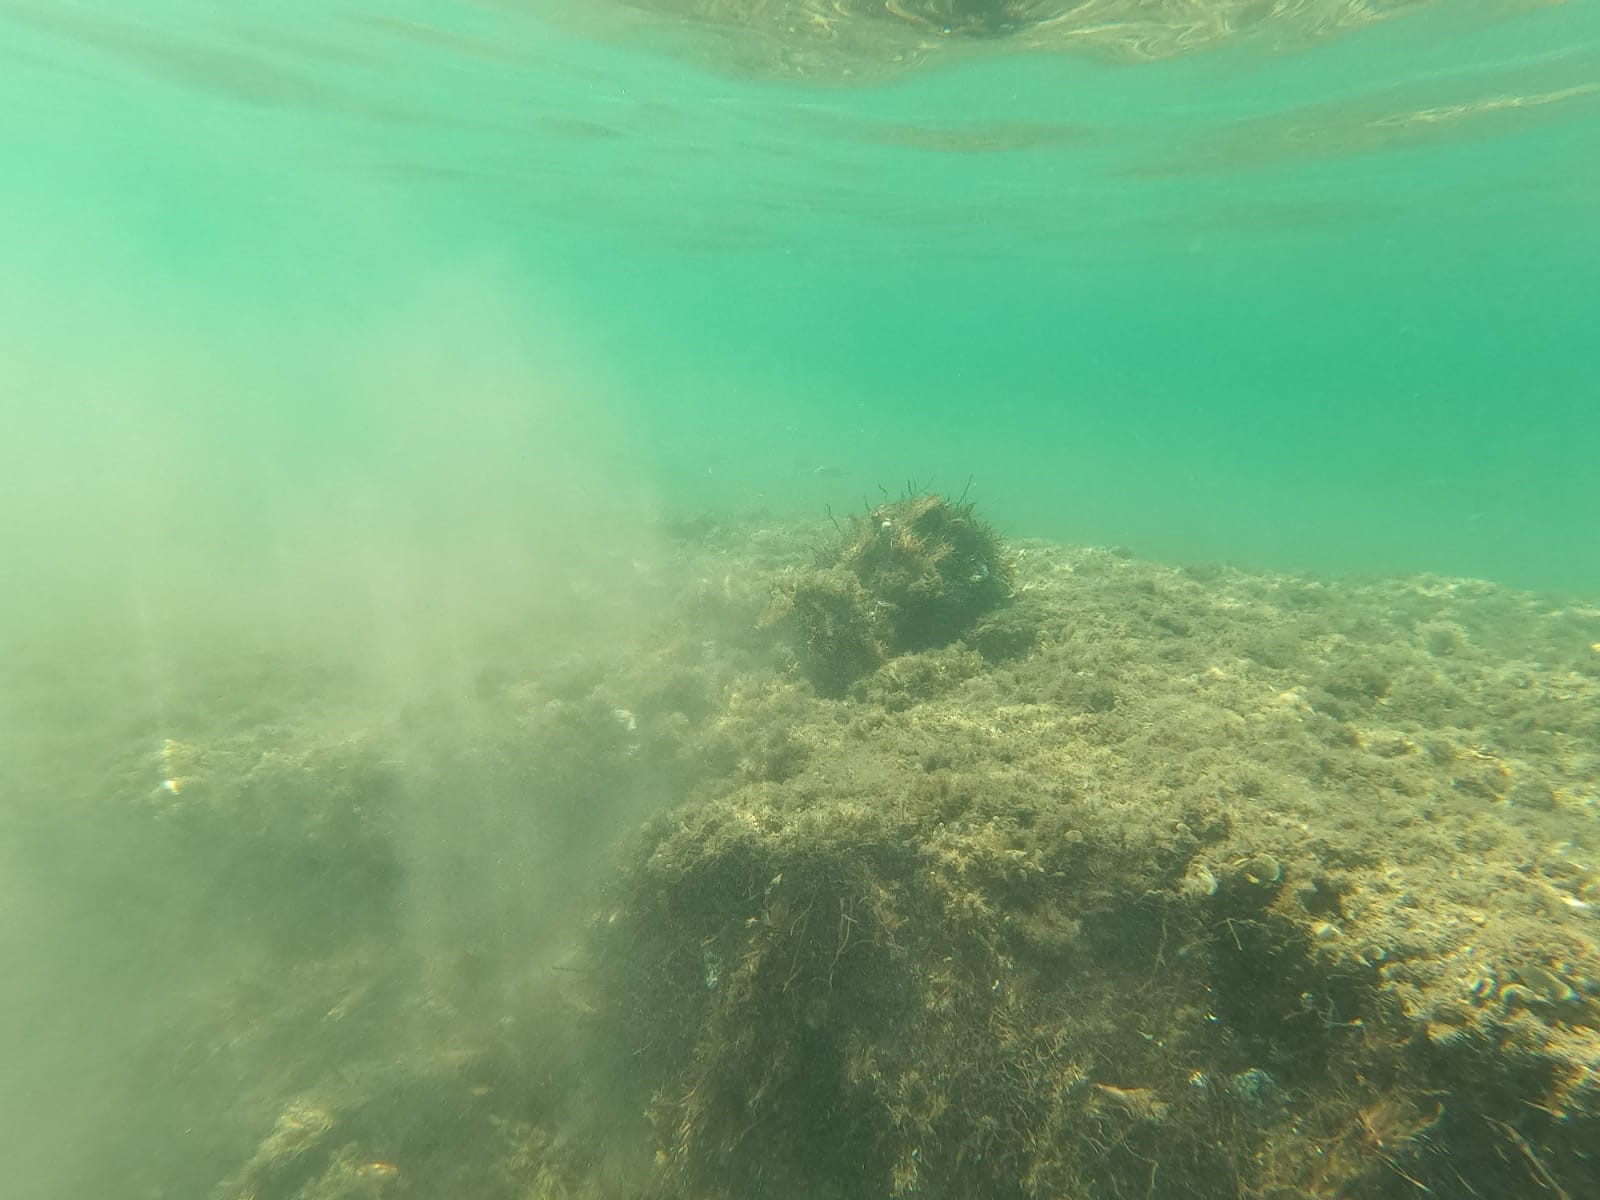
[[838, 491, 1013, 652], [766, 491, 1014, 696]]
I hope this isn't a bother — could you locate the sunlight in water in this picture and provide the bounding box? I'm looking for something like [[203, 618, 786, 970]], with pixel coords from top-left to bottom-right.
[[582, 0, 1463, 78]]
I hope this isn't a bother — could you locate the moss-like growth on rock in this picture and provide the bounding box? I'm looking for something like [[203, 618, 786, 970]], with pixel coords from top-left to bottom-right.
[[839, 491, 1012, 652], [768, 569, 888, 698], [768, 492, 1013, 696], [61, 512, 1600, 1200], [587, 771, 1239, 1200]]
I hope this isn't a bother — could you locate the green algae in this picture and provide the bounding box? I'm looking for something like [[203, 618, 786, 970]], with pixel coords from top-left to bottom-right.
[[38, 511, 1600, 1200]]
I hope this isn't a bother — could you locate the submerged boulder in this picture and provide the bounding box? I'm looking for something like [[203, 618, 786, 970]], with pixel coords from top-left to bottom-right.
[[767, 492, 1014, 696]]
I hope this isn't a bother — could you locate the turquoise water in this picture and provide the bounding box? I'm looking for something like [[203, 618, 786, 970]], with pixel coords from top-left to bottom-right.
[[2, 6, 1599, 1195], [3, 0, 1597, 599]]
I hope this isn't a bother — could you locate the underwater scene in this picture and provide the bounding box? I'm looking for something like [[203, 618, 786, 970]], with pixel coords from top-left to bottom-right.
[[2, 1, 1599, 1197]]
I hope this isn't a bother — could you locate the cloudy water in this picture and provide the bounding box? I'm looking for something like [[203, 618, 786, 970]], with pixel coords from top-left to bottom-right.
[[2, 2, 1599, 1197]]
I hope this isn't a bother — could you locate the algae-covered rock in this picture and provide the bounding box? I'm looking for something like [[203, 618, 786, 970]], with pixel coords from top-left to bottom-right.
[[767, 493, 1013, 696], [840, 491, 1012, 652], [575, 534, 1600, 1200], [62, 513, 1600, 1200], [767, 568, 888, 698], [587, 768, 1238, 1200]]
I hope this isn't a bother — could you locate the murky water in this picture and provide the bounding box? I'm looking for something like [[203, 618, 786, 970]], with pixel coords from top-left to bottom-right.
[[2, 3, 1597, 1196]]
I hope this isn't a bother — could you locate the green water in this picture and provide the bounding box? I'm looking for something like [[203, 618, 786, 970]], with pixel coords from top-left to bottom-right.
[[3, 0, 1597, 598], [3, 9, 1600, 1200], [1, 4, 1599, 1195]]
